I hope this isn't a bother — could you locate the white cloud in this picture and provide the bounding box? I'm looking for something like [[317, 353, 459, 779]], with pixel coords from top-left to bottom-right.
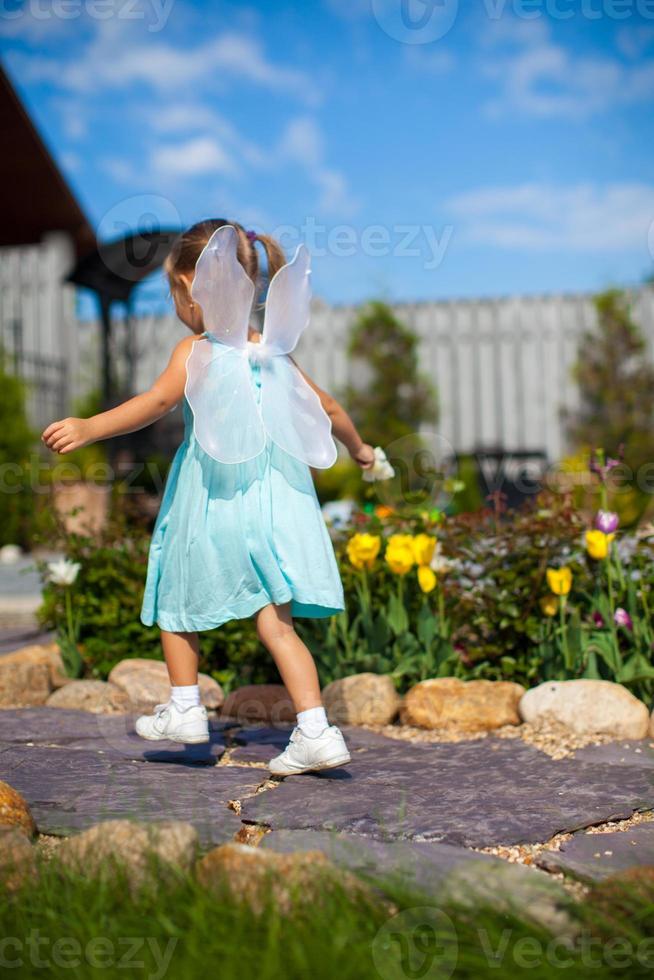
[[151, 137, 235, 177], [478, 16, 654, 119], [446, 182, 654, 252], [278, 116, 358, 215], [7, 23, 319, 103], [279, 116, 325, 167], [616, 25, 654, 60]]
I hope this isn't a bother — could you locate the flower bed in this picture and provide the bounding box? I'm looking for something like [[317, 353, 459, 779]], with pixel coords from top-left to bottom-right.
[[38, 481, 654, 703]]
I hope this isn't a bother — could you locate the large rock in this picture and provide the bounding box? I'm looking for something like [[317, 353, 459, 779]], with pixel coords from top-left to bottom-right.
[[196, 842, 375, 915], [56, 819, 199, 890], [108, 658, 223, 712], [0, 827, 37, 890], [0, 780, 37, 837], [650, 709, 654, 738], [322, 673, 401, 726], [401, 677, 525, 731], [46, 680, 132, 715], [220, 684, 294, 724], [7, 642, 69, 686], [520, 680, 649, 740]]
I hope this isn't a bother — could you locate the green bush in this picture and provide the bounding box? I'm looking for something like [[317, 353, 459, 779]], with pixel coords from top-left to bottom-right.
[[39, 488, 654, 702], [0, 349, 38, 547]]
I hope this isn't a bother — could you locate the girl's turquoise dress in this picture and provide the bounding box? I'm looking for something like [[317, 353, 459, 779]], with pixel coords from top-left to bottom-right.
[[140, 357, 345, 632]]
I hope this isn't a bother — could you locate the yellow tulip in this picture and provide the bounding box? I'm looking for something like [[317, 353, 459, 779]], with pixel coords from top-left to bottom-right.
[[546, 567, 572, 596], [540, 594, 559, 617], [585, 529, 615, 560], [385, 534, 415, 576], [346, 533, 381, 570], [417, 565, 437, 593], [412, 533, 437, 567]]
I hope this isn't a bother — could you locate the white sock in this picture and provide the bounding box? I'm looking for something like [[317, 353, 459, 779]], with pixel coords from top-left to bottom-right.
[[297, 706, 329, 737], [170, 684, 201, 711]]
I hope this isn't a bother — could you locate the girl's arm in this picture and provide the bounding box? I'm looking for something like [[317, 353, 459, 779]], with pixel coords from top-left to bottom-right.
[[292, 359, 375, 469], [42, 336, 197, 455]]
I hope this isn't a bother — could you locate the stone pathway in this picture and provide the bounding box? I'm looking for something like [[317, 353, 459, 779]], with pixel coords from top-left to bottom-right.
[[1, 708, 653, 890]]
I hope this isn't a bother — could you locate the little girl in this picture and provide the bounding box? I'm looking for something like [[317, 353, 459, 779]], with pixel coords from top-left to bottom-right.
[[42, 219, 374, 775]]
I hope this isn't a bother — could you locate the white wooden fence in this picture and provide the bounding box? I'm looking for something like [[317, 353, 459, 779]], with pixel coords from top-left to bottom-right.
[[0, 234, 77, 431], [125, 286, 654, 462], [3, 241, 654, 464]]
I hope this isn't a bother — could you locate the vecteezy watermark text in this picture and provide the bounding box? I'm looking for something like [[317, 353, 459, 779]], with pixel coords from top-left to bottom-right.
[[0, 932, 177, 978], [371, 0, 654, 47], [273, 218, 453, 271], [0, 0, 174, 32]]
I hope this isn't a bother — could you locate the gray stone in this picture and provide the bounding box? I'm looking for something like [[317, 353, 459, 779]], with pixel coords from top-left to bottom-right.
[[260, 829, 573, 935], [572, 740, 654, 769], [0, 708, 230, 763], [0, 744, 261, 848], [536, 824, 654, 881], [242, 737, 654, 848], [261, 829, 500, 891]]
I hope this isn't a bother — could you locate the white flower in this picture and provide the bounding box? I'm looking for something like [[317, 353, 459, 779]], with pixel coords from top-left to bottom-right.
[[47, 559, 81, 586], [362, 446, 395, 483], [321, 499, 355, 528], [0, 544, 22, 565]]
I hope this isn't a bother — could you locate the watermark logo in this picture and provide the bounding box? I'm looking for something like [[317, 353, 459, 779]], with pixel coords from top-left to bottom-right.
[[95, 194, 181, 284], [371, 0, 459, 44], [372, 906, 458, 980], [375, 431, 459, 510]]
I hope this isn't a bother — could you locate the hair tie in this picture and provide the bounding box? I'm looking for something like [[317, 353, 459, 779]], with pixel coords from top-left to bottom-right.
[[245, 229, 257, 243]]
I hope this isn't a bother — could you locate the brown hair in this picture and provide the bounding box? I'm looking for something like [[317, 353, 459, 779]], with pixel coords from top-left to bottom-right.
[[164, 219, 286, 305]]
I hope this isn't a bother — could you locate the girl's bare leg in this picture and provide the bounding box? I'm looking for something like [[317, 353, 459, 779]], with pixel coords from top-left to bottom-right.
[[254, 602, 322, 713], [160, 630, 200, 686]]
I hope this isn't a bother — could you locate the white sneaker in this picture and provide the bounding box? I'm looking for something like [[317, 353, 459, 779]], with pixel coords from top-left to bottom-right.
[[135, 702, 210, 744], [268, 725, 351, 776]]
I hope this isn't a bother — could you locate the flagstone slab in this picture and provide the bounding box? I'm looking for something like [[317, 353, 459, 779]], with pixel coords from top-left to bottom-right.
[[572, 740, 654, 769], [229, 723, 432, 763], [261, 828, 573, 933], [536, 824, 654, 881], [261, 828, 499, 887], [242, 738, 654, 847], [0, 743, 261, 847], [0, 708, 229, 763]]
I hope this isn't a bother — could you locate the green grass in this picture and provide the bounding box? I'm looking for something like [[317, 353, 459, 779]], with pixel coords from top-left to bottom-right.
[[1, 859, 653, 979]]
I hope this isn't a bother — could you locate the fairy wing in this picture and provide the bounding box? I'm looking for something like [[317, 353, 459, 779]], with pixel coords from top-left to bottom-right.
[[260, 355, 338, 469], [185, 225, 264, 463], [260, 243, 338, 469], [261, 244, 312, 354], [185, 339, 265, 464], [190, 225, 253, 348]]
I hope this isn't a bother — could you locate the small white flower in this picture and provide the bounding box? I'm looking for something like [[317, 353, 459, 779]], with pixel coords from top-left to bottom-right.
[[47, 559, 81, 586], [362, 446, 395, 483], [321, 499, 355, 528], [0, 544, 22, 565]]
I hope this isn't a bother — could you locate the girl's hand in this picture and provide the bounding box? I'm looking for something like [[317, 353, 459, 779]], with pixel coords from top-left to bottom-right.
[[42, 417, 95, 455], [352, 443, 376, 470]]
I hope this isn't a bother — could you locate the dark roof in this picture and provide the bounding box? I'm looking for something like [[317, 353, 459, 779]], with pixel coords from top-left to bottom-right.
[[0, 63, 95, 257]]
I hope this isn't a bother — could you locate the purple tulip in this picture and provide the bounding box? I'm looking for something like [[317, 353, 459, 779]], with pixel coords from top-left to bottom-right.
[[595, 510, 619, 534], [592, 611, 605, 628], [614, 607, 633, 630], [590, 449, 622, 483]]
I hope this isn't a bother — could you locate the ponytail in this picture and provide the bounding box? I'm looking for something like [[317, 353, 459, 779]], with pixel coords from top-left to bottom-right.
[[164, 219, 288, 300]]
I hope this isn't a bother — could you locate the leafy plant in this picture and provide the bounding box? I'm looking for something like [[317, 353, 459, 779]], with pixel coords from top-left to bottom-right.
[[341, 301, 438, 448]]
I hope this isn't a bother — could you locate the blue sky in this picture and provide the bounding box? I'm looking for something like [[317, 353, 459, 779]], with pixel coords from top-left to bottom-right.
[[2, 0, 654, 305]]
